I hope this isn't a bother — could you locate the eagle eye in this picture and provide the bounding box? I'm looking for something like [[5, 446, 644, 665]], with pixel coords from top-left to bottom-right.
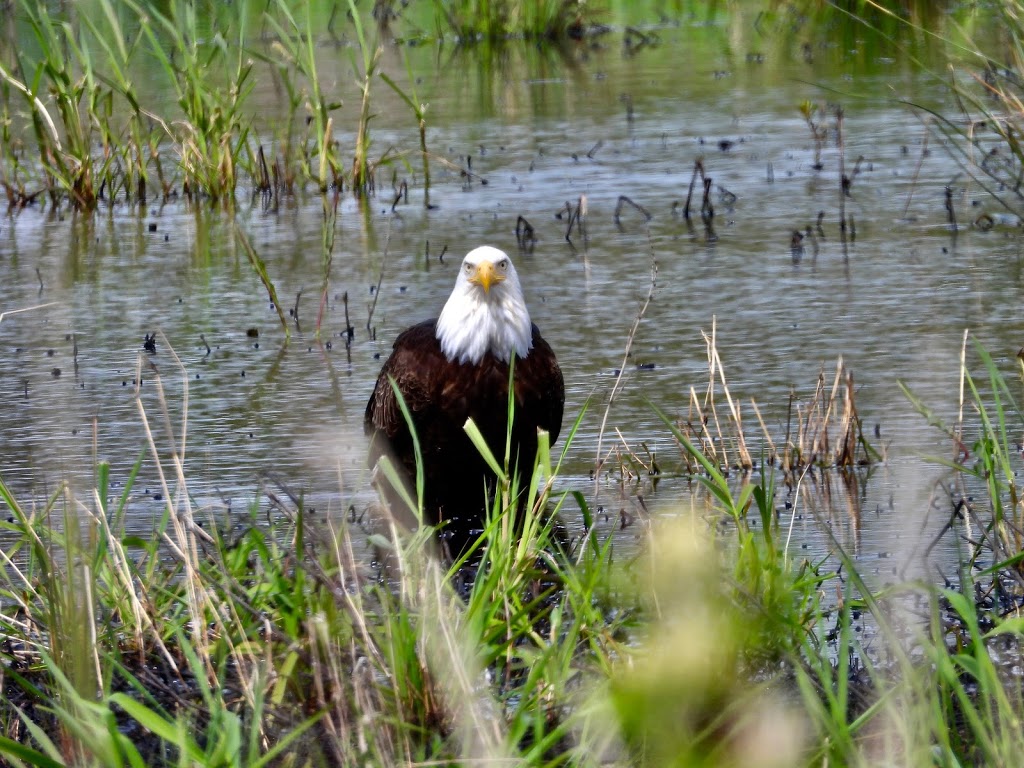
[[464, 262, 473, 273], [498, 260, 508, 270]]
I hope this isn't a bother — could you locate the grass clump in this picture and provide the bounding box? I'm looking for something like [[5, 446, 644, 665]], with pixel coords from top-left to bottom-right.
[[128, 0, 255, 204], [0, 1, 104, 209], [0, 0, 397, 208], [0, 352, 631, 765], [665, 320, 880, 479], [5, 333, 1024, 765], [429, 0, 589, 42], [0, 0, 604, 212], [621, 332, 1024, 766], [261, 0, 344, 195]]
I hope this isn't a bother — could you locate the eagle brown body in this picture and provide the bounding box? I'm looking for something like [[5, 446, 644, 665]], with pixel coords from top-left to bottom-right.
[[365, 318, 564, 550]]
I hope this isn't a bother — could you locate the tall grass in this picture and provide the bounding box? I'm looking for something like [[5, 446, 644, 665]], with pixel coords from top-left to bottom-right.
[[347, 0, 382, 196], [0, 0, 634, 210], [262, 0, 343, 194], [5, 326, 1024, 765], [0, 1, 103, 209], [128, 0, 254, 204], [0, 342, 629, 765], [0, 0, 394, 207], [381, 53, 433, 208], [430, 0, 587, 41]]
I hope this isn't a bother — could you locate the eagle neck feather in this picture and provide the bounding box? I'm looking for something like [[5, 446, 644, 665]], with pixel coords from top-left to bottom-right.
[[436, 288, 533, 365]]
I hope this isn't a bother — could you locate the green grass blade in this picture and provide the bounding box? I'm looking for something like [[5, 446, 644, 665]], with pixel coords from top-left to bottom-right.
[[463, 417, 506, 482], [388, 375, 426, 516], [0, 731, 66, 768]]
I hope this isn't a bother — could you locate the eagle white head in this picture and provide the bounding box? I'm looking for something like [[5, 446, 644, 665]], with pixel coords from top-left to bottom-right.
[[436, 246, 533, 365]]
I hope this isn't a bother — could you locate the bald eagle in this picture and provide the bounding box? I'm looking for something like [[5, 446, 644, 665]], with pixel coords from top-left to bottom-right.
[[365, 246, 564, 551]]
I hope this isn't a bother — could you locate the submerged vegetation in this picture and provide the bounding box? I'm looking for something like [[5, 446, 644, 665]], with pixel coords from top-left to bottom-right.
[[5, 0, 1024, 766]]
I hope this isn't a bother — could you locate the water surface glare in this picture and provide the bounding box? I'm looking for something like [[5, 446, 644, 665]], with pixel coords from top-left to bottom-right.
[[0, 20, 1017, 579]]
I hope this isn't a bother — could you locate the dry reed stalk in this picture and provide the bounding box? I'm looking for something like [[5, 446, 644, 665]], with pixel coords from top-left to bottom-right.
[[781, 357, 876, 472], [132, 350, 212, 675], [676, 337, 872, 478], [796, 376, 819, 466], [85, 485, 178, 670], [614, 427, 658, 477], [809, 386, 826, 463], [697, 324, 728, 467], [131, 337, 281, 701], [269, 478, 396, 761], [680, 391, 711, 472], [701, 320, 753, 470], [160, 351, 273, 710], [956, 328, 968, 464], [836, 368, 860, 467], [78, 557, 102, 698], [795, 369, 831, 467], [418, 564, 509, 763], [0, 302, 56, 325], [782, 391, 795, 472], [814, 361, 846, 462], [353, 653, 390, 762], [749, 399, 779, 465], [0, 538, 40, 611], [593, 256, 657, 501], [308, 613, 359, 764], [320, 516, 385, 668], [693, 386, 727, 465]]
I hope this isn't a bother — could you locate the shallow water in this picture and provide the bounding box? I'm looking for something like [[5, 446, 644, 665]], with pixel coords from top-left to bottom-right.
[[0, 8, 1017, 578]]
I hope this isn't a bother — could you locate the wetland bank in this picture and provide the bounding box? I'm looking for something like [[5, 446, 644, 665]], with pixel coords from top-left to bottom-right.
[[3, 0, 1024, 765]]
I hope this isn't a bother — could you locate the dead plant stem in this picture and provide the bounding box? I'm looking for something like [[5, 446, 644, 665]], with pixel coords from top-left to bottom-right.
[[133, 352, 212, 679], [702, 319, 753, 469], [837, 106, 847, 246], [593, 253, 657, 504], [902, 123, 931, 218], [366, 222, 392, 332]]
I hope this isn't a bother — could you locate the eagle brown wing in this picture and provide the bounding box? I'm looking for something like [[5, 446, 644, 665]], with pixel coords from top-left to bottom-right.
[[515, 324, 565, 445], [364, 320, 441, 440], [365, 321, 564, 443]]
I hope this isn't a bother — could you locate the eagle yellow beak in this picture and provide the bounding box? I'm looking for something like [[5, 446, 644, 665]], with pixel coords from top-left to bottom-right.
[[473, 260, 503, 293]]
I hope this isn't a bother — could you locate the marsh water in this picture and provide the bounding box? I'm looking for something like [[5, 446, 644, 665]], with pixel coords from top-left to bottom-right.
[[0, 7, 1017, 582]]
